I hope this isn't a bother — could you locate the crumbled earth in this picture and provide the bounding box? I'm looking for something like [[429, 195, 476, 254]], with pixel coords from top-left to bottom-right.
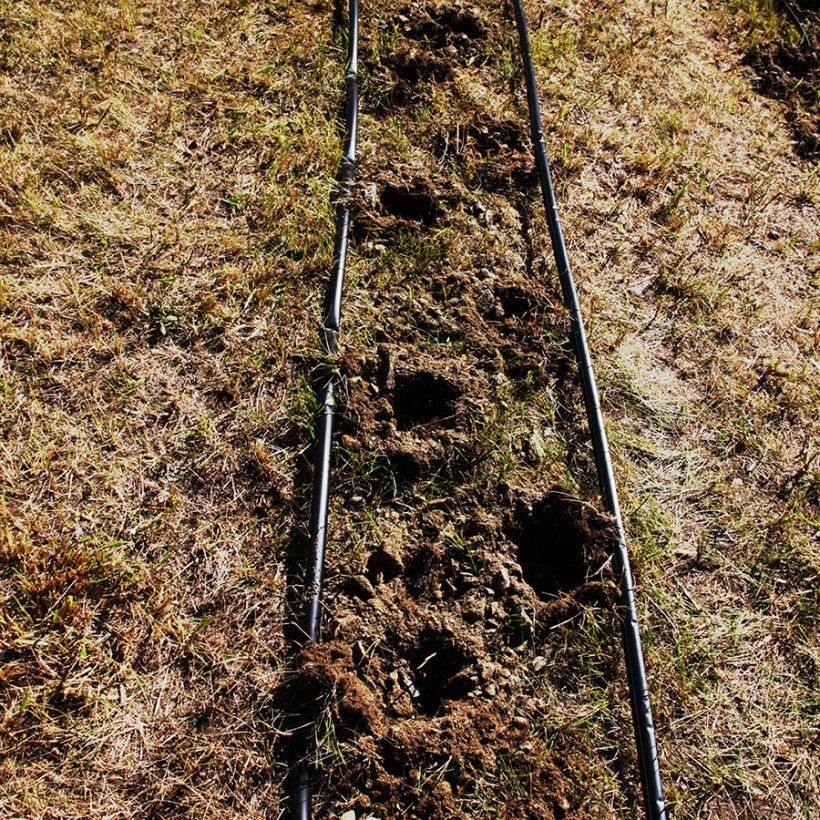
[[743, 3, 820, 158], [285, 487, 617, 818], [278, 4, 629, 815]]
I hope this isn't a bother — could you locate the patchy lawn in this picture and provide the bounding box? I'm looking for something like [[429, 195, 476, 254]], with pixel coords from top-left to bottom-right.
[[0, 0, 817, 817]]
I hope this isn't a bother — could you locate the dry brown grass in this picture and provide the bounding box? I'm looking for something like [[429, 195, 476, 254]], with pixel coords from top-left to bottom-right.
[[0, 0, 344, 815], [0, 0, 817, 817]]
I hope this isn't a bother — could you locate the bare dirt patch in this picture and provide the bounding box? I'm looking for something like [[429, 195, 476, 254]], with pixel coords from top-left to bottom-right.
[[742, 4, 819, 157], [283, 483, 616, 817]]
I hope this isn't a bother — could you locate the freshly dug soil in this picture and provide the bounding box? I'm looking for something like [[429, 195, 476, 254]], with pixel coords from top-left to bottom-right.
[[279, 1, 631, 815], [285, 488, 617, 818], [743, 3, 820, 158]]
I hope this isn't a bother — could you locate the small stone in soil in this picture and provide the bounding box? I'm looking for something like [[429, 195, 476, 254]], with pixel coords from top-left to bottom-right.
[[492, 567, 511, 592], [475, 287, 495, 314]]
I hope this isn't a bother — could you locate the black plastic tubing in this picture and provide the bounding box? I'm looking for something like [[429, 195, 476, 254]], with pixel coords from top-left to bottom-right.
[[777, 0, 814, 51], [302, 0, 359, 645], [509, 1, 667, 817], [291, 0, 359, 817]]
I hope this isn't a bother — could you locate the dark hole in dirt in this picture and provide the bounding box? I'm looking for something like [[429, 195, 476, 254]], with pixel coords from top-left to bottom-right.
[[385, 450, 424, 480], [391, 371, 460, 430], [408, 631, 474, 714], [194, 706, 214, 729], [496, 285, 538, 319], [404, 543, 453, 599], [402, 6, 487, 48], [49, 686, 91, 716], [366, 546, 403, 584], [380, 183, 441, 225], [506, 495, 598, 599], [377, 51, 452, 112], [743, 23, 820, 159], [436, 7, 486, 39]]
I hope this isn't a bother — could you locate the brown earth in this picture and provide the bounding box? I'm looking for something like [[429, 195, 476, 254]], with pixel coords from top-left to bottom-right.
[[284, 485, 617, 818], [742, 2, 820, 158]]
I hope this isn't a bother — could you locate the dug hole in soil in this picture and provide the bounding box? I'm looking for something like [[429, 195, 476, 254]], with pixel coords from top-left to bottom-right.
[[282, 341, 624, 818]]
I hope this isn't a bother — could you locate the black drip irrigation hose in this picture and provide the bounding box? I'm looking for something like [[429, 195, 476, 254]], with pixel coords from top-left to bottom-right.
[[290, 0, 358, 817], [777, 0, 814, 52], [509, 1, 667, 817]]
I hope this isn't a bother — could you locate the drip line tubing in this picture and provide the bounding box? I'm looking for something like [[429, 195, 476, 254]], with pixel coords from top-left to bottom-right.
[[509, 0, 667, 817], [777, 0, 814, 51], [290, 0, 358, 817]]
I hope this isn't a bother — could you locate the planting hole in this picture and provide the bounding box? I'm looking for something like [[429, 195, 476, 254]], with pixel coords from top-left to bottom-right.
[[392, 371, 460, 430], [366, 546, 403, 584], [404, 7, 487, 48], [496, 286, 537, 319], [433, 7, 486, 40], [506, 495, 595, 599], [408, 631, 474, 714], [381, 183, 441, 225]]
